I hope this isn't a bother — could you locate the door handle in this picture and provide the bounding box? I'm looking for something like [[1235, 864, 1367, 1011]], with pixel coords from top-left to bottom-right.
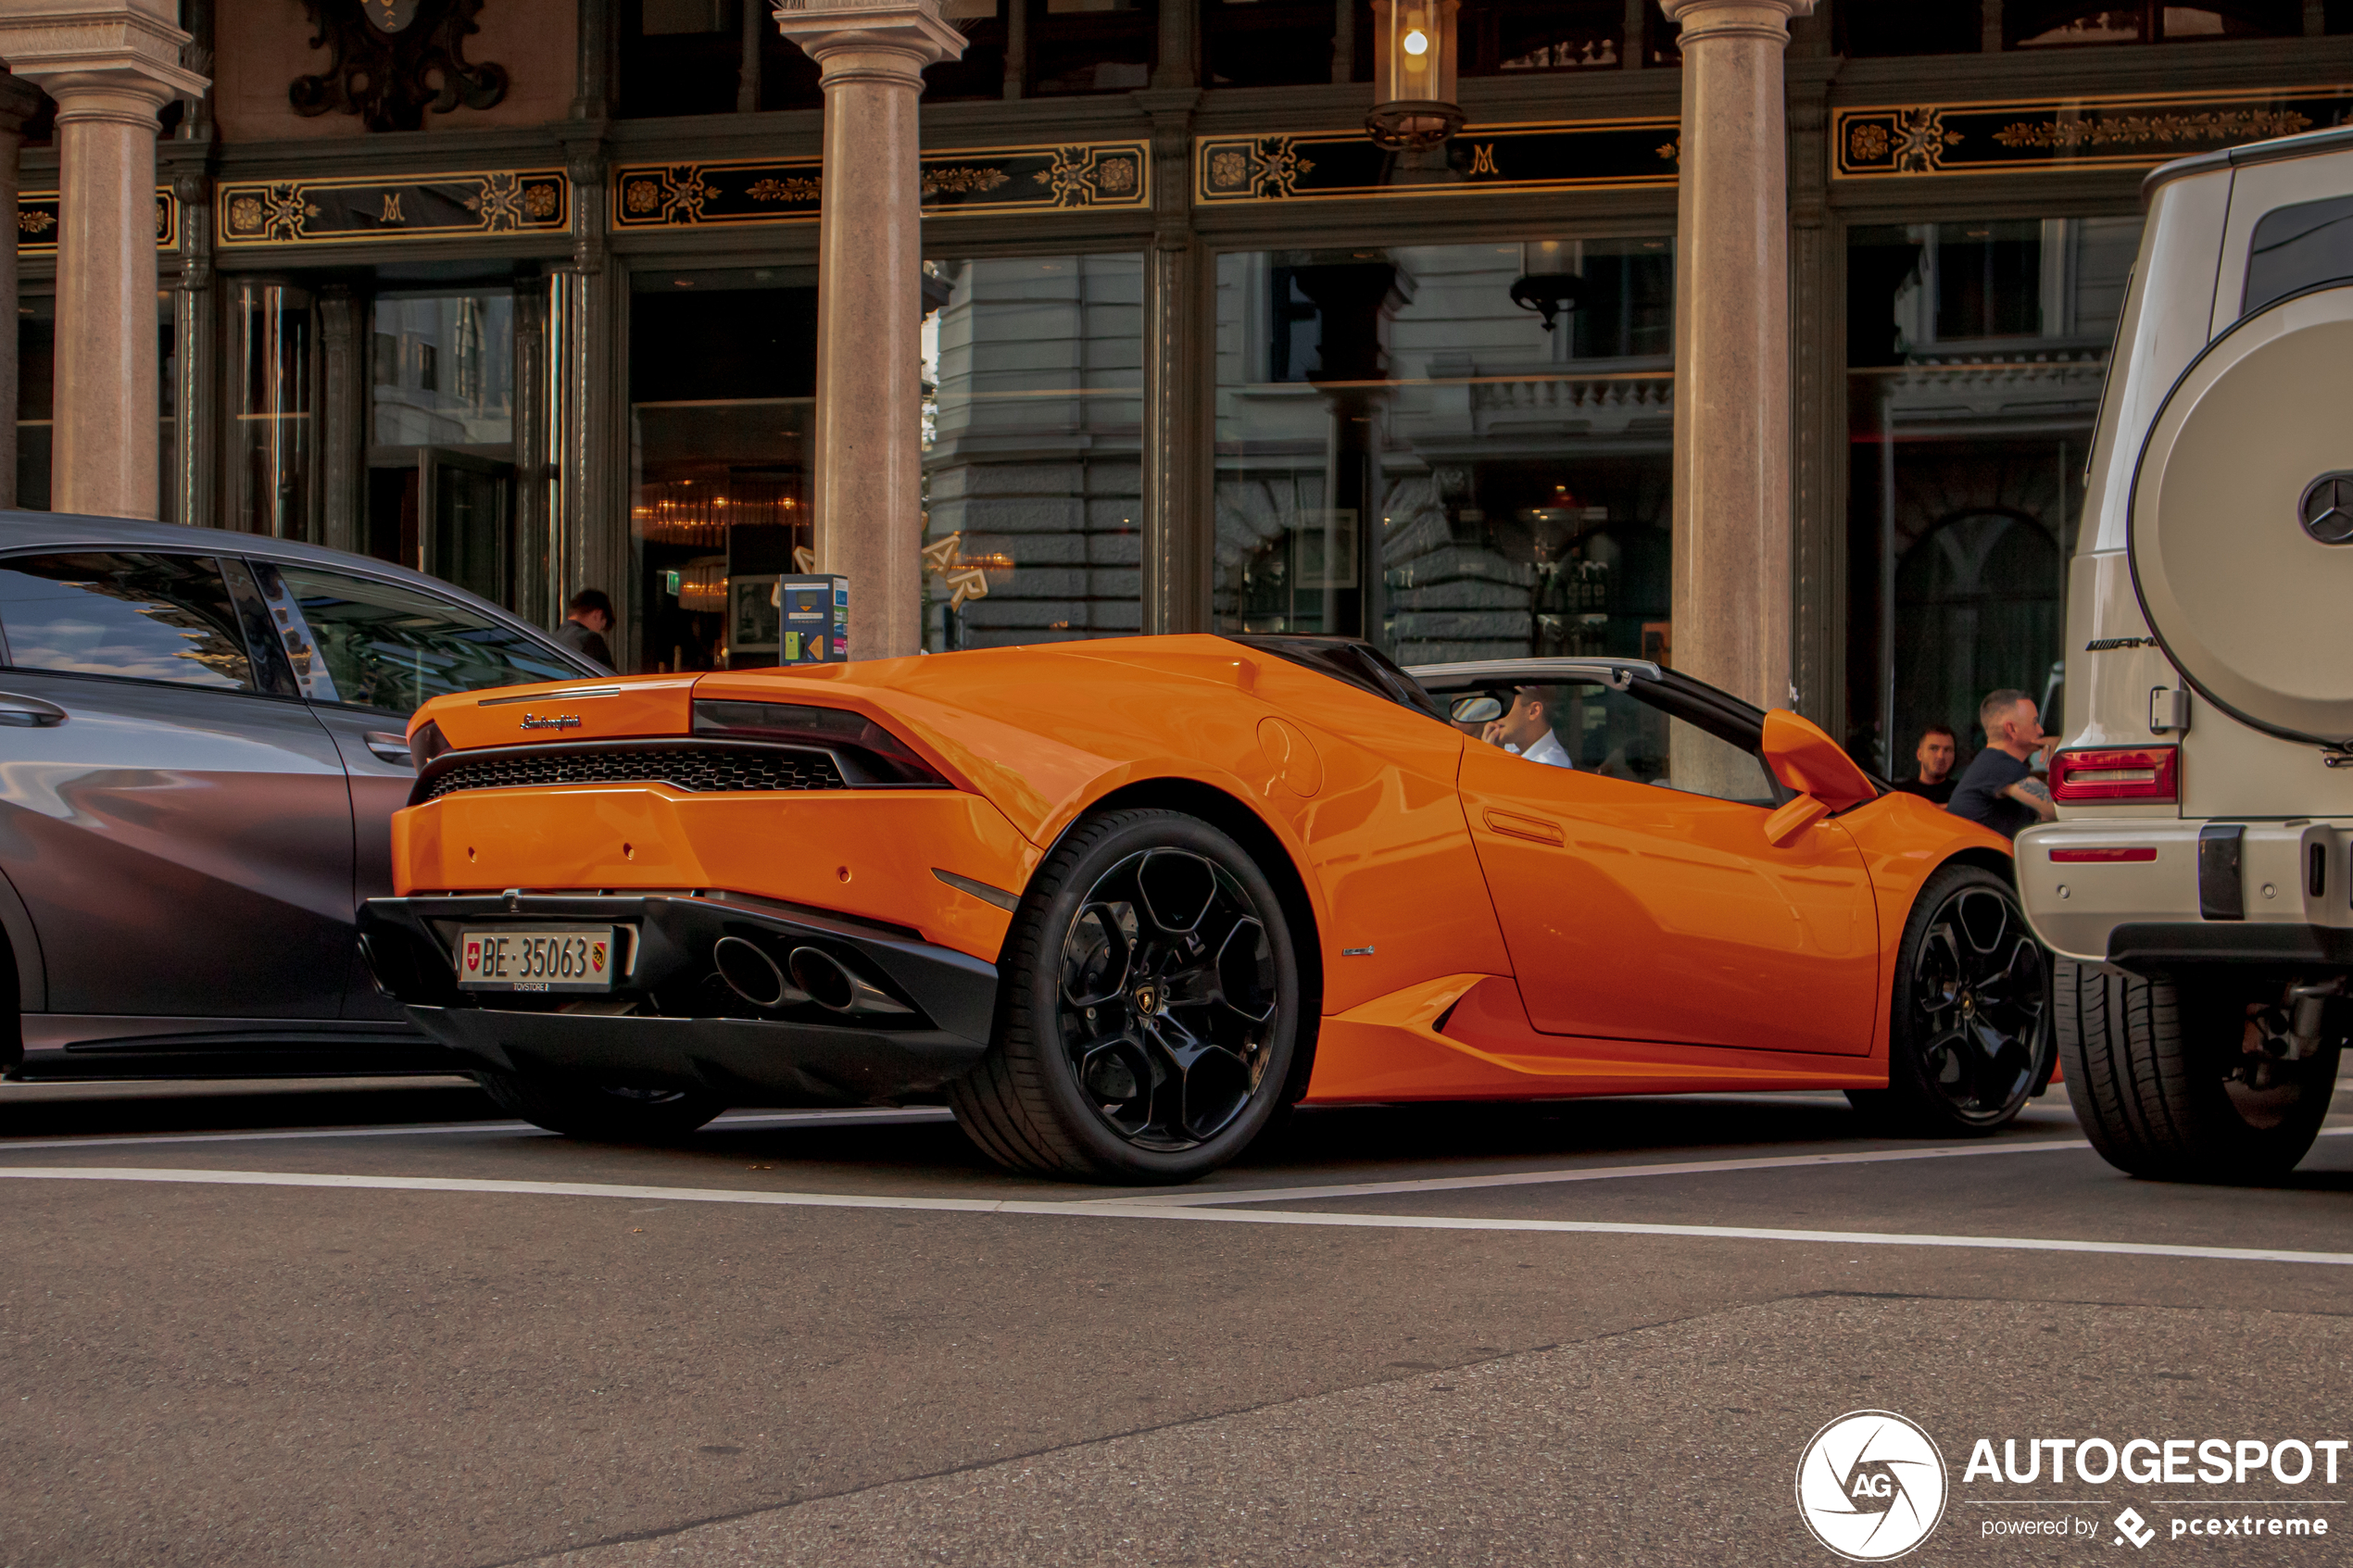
[[1483, 807, 1564, 847], [0, 692, 67, 727], [364, 731, 415, 766]]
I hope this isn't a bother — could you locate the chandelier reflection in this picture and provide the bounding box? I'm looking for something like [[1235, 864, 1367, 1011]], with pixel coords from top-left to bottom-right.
[[633, 480, 804, 546]]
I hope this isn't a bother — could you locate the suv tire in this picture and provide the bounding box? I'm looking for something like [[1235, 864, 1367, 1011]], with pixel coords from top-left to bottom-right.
[[2055, 959, 2339, 1181]]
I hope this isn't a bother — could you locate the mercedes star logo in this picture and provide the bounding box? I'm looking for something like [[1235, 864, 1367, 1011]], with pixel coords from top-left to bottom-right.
[[2298, 471, 2353, 544]]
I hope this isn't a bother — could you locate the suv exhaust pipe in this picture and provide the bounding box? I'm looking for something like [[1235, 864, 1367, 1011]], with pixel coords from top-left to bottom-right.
[[787, 947, 914, 1016]]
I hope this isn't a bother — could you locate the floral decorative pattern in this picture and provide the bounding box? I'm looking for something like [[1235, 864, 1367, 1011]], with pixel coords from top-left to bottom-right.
[[215, 169, 567, 245], [921, 166, 1010, 198], [748, 176, 822, 203], [1835, 88, 2353, 178], [19, 209, 56, 236], [1890, 108, 1963, 173], [1208, 150, 1248, 189], [1993, 108, 2311, 151], [612, 144, 1147, 228]]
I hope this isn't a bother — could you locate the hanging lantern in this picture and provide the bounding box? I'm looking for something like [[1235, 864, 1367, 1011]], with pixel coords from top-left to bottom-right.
[[1366, 0, 1462, 151]]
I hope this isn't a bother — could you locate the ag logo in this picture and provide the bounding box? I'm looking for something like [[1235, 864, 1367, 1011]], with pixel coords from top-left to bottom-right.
[[1795, 1410, 1948, 1562]]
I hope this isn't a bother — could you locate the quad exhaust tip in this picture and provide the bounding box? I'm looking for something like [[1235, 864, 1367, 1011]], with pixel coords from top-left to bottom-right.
[[711, 935, 912, 1017], [788, 947, 915, 1016], [713, 935, 803, 1010]]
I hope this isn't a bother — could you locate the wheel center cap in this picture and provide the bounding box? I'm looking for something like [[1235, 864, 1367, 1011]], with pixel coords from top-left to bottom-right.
[[1133, 984, 1161, 1016]]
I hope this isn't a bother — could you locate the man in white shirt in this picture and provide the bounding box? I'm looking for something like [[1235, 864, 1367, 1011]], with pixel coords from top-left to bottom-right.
[[1483, 685, 1575, 769]]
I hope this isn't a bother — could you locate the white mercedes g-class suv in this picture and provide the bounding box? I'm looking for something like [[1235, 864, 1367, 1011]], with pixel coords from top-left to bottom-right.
[[2018, 127, 2353, 1183]]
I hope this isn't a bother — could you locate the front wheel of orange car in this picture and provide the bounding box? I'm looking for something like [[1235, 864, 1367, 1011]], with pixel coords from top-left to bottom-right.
[[1848, 863, 2052, 1136], [950, 808, 1302, 1184]]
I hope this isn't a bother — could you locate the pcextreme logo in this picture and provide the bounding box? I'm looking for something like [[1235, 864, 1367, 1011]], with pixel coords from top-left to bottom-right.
[[1796, 1410, 1950, 1562]]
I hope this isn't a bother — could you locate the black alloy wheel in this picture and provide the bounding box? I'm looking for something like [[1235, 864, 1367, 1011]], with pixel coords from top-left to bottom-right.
[[1851, 864, 2050, 1135], [1058, 848, 1280, 1149], [950, 808, 1302, 1183]]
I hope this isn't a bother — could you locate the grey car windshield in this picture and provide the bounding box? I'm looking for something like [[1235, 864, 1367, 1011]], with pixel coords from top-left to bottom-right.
[[254, 563, 578, 715]]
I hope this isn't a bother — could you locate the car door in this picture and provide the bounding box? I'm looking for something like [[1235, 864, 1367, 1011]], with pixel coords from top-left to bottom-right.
[[241, 559, 590, 1020], [1456, 675, 1881, 1056], [0, 550, 355, 1023]]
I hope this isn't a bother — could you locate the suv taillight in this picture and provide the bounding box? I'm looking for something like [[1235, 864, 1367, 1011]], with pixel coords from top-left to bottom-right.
[[2049, 746, 2179, 804]]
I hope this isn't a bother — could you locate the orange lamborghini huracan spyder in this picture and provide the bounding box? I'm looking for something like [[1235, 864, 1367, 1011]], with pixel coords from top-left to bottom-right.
[[358, 634, 2049, 1183]]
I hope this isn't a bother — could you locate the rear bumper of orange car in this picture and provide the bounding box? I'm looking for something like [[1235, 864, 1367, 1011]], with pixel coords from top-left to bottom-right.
[[357, 890, 997, 1104]]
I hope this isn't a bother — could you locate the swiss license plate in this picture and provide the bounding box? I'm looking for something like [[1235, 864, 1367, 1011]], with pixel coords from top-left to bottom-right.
[[458, 926, 617, 993]]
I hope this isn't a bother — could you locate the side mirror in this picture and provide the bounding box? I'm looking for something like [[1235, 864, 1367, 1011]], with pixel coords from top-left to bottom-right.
[[1450, 695, 1504, 724], [1760, 709, 1877, 846]]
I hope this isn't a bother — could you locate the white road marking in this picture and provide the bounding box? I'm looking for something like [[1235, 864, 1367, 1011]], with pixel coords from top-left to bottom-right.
[[0, 1106, 952, 1155], [1106, 1139, 2102, 1207], [5, 1165, 2351, 1269]]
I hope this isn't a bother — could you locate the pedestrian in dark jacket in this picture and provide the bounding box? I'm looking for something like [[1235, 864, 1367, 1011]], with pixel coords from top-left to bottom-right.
[[553, 588, 616, 671]]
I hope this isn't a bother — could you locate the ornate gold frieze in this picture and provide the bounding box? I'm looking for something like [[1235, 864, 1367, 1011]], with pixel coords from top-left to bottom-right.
[[216, 169, 569, 246], [17, 188, 176, 256], [610, 142, 1150, 230], [1194, 118, 1679, 205], [1834, 86, 2353, 178]]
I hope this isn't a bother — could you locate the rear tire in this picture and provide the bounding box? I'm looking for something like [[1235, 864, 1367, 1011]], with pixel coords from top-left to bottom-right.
[[2055, 959, 2340, 1181], [1851, 864, 2051, 1135], [476, 1069, 724, 1143], [950, 808, 1300, 1184]]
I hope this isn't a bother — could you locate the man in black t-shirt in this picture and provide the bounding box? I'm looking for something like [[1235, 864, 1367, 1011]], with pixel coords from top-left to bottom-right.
[[1948, 689, 2056, 839], [1889, 723, 1958, 805]]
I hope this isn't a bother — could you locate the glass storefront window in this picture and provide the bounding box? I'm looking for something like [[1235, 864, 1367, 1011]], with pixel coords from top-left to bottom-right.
[[1844, 214, 2141, 773], [630, 282, 818, 673], [364, 291, 519, 605], [922, 253, 1144, 651], [372, 294, 514, 447], [234, 282, 314, 540], [1214, 238, 1674, 666]]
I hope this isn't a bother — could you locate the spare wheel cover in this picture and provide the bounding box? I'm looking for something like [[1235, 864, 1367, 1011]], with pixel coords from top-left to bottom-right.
[[2130, 284, 2353, 746]]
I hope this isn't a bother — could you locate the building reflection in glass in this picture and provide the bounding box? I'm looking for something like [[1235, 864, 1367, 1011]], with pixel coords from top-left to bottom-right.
[[921, 254, 1144, 652], [1844, 214, 2140, 771], [1213, 236, 1674, 667]]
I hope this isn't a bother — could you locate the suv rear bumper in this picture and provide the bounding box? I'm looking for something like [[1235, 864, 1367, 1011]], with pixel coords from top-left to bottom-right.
[[2017, 819, 2353, 968], [357, 892, 998, 1105]]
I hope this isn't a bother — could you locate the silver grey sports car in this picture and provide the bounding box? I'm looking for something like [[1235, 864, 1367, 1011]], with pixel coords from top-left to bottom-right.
[[0, 515, 598, 1079]]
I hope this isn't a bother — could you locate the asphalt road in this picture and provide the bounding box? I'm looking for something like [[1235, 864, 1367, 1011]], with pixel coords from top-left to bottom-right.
[[2, 1074, 2349, 1567]]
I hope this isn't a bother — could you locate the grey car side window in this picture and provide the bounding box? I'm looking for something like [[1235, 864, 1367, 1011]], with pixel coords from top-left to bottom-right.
[[0, 552, 257, 692], [252, 562, 579, 716]]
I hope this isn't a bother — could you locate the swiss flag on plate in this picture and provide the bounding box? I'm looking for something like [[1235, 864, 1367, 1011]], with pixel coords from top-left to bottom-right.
[[465, 940, 480, 971]]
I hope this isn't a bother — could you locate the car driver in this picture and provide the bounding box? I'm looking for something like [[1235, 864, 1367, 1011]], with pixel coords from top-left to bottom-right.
[[1482, 685, 1575, 769]]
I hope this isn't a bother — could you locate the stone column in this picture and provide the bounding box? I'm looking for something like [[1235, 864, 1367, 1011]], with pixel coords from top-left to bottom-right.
[[1659, 0, 1810, 713], [1138, 88, 1202, 633], [774, 0, 964, 660], [0, 69, 46, 508], [0, 0, 207, 521]]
